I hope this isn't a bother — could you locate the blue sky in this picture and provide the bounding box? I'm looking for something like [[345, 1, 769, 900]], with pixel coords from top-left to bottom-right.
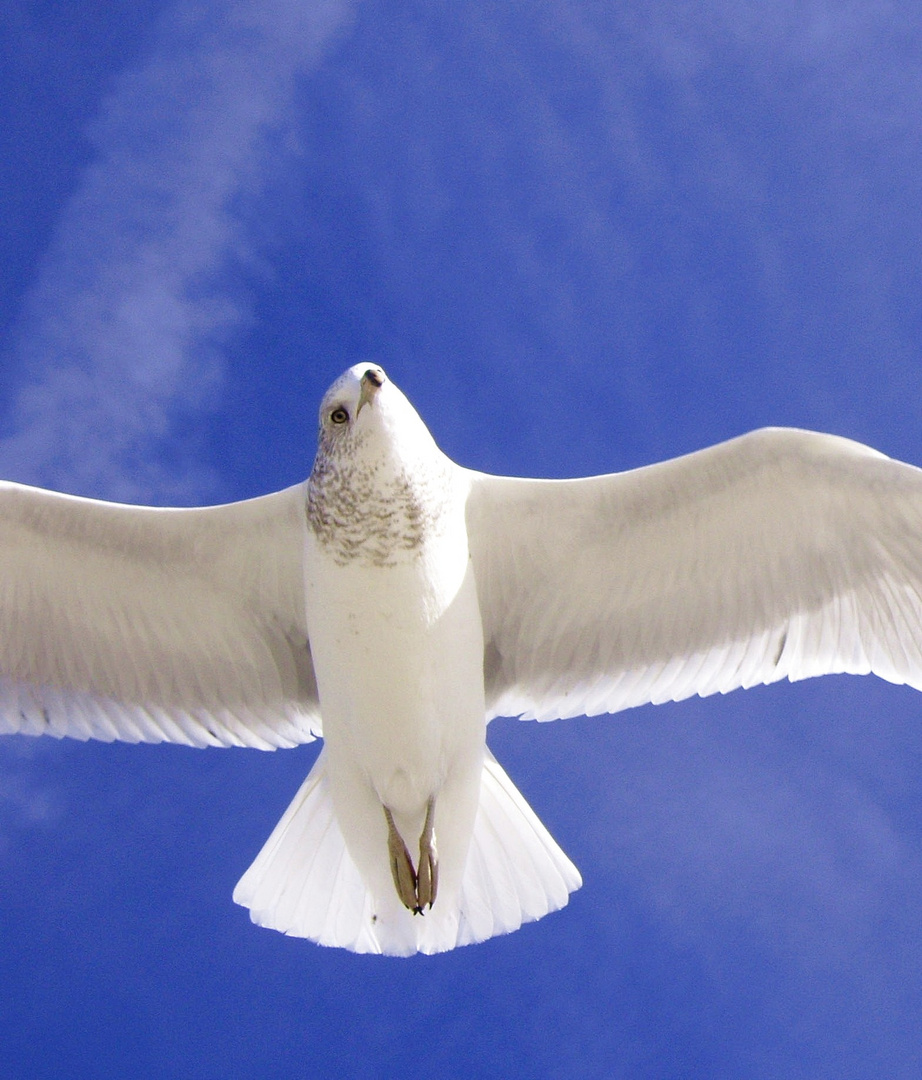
[[2, 1, 922, 1076]]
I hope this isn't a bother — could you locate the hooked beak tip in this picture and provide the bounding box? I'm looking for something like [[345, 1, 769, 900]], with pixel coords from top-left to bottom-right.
[[357, 367, 385, 415]]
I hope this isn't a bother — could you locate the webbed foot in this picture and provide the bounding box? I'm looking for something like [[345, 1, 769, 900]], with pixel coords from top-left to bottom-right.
[[416, 797, 438, 911], [383, 798, 439, 914], [384, 806, 418, 911]]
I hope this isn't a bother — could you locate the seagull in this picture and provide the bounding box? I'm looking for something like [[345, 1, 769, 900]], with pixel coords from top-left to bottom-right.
[[3, 363, 922, 954]]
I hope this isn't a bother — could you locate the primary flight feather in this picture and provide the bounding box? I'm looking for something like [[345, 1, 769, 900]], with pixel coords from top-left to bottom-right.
[[3, 363, 922, 954]]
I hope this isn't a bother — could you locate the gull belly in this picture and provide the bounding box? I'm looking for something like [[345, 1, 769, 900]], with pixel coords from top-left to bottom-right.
[[302, 510, 486, 918]]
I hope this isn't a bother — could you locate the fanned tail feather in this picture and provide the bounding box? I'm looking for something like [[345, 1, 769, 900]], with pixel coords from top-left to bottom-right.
[[233, 752, 382, 953], [455, 750, 582, 947], [233, 748, 581, 955]]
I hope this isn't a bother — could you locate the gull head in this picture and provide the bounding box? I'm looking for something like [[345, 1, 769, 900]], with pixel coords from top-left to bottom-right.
[[308, 364, 454, 566], [314, 363, 443, 469], [316, 363, 387, 450]]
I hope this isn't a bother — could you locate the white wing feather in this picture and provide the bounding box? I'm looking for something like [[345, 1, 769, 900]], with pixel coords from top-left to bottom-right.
[[465, 428, 922, 721], [0, 480, 319, 748]]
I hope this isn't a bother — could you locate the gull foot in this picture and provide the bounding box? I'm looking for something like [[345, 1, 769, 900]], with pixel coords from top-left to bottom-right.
[[416, 797, 438, 912], [383, 800, 440, 914], [384, 806, 418, 911]]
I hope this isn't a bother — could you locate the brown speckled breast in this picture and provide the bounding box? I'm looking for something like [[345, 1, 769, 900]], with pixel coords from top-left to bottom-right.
[[307, 441, 455, 567]]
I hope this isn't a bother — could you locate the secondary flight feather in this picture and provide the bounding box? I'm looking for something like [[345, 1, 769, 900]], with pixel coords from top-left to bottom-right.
[[2, 364, 922, 954]]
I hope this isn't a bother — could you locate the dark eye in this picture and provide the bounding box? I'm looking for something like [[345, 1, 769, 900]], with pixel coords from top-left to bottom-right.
[[330, 407, 349, 425]]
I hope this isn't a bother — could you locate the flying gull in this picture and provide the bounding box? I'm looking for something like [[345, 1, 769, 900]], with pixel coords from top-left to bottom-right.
[[3, 363, 922, 955]]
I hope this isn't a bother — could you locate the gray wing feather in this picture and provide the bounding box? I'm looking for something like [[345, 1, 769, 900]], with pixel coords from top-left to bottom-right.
[[465, 428, 922, 721], [0, 480, 320, 748]]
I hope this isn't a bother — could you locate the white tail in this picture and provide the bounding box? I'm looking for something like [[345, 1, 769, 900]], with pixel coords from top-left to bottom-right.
[[233, 748, 582, 955]]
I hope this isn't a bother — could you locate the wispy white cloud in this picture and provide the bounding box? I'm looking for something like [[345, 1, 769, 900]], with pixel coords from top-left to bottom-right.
[[0, 738, 63, 846], [0, 0, 354, 841], [0, 0, 353, 503], [551, 680, 922, 1060]]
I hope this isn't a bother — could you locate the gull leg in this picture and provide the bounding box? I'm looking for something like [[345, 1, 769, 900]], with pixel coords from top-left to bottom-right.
[[416, 796, 439, 912], [384, 806, 418, 911]]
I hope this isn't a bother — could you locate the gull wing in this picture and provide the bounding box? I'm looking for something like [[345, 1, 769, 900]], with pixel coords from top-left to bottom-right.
[[0, 480, 319, 748], [464, 428, 922, 721]]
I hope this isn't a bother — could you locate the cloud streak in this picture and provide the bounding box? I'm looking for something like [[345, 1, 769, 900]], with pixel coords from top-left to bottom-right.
[[0, 0, 352, 503]]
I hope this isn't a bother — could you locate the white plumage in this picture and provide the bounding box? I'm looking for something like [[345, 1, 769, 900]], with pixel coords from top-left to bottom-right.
[[3, 363, 922, 953]]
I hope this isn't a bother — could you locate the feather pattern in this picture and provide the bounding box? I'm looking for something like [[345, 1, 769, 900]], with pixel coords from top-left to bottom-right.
[[465, 428, 922, 722], [0, 480, 320, 748], [235, 748, 580, 954]]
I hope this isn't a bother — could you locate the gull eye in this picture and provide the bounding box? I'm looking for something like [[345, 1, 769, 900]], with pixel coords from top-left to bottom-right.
[[330, 407, 349, 425]]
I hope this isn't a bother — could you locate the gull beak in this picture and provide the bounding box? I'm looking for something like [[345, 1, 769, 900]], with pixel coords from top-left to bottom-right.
[[357, 366, 385, 416]]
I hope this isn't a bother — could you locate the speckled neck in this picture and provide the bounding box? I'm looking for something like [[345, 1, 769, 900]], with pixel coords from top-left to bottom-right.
[[307, 436, 455, 568]]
